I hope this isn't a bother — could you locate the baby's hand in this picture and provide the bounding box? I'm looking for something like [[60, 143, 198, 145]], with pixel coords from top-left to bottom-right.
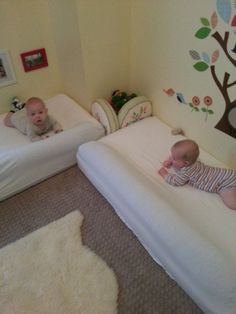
[[40, 134, 50, 140], [163, 159, 172, 168], [158, 167, 168, 178], [54, 129, 63, 134]]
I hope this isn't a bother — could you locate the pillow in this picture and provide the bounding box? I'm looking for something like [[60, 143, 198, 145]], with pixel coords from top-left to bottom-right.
[[91, 99, 119, 135], [118, 96, 152, 128]]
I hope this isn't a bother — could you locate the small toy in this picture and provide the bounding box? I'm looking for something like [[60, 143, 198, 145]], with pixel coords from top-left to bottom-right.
[[171, 127, 185, 135], [111, 90, 137, 113], [10, 97, 25, 113]]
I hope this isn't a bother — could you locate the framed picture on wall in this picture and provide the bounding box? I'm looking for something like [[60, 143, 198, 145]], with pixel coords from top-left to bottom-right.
[[0, 49, 17, 88], [20, 48, 48, 72]]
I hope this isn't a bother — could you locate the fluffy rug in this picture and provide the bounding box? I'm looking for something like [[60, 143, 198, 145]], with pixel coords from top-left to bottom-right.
[[0, 211, 118, 314]]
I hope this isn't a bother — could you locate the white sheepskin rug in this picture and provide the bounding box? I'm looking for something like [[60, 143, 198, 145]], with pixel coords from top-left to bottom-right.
[[0, 211, 118, 314]]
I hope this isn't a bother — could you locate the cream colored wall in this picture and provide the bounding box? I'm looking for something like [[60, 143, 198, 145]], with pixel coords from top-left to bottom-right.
[[48, 0, 130, 111], [130, 0, 236, 167], [0, 0, 63, 114], [1, 0, 131, 114], [48, 0, 89, 109], [2, 0, 234, 167], [75, 0, 130, 108]]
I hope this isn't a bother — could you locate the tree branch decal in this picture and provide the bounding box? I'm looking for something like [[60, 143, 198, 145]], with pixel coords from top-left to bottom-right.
[[189, 2, 236, 138]]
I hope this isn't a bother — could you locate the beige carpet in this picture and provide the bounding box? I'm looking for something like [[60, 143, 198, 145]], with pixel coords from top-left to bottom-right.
[[0, 211, 118, 314], [0, 166, 202, 313]]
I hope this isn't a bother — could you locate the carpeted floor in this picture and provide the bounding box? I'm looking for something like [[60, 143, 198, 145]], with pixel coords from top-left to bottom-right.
[[0, 166, 203, 314], [0, 211, 118, 314]]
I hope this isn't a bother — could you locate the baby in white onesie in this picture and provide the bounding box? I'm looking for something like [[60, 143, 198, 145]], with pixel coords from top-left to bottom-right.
[[4, 97, 63, 141]]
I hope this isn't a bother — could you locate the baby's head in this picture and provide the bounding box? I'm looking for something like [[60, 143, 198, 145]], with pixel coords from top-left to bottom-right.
[[25, 97, 48, 126], [170, 139, 199, 169]]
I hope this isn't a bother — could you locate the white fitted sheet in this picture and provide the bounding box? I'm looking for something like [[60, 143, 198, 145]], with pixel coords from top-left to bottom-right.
[[0, 94, 104, 200], [77, 116, 236, 314]]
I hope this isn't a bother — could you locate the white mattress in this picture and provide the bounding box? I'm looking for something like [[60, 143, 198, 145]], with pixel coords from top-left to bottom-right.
[[0, 94, 104, 200], [77, 116, 236, 314]]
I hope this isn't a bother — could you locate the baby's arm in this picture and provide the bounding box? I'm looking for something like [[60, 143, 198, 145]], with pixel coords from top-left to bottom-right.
[[162, 157, 172, 168], [53, 121, 63, 133], [158, 167, 169, 178], [26, 126, 42, 141], [158, 156, 172, 179], [49, 116, 63, 134], [158, 167, 189, 186]]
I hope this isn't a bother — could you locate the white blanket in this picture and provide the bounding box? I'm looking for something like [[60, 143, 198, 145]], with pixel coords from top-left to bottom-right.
[[0, 94, 104, 200], [77, 117, 236, 314]]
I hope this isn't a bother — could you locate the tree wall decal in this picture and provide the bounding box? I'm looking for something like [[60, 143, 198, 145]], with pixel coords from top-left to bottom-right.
[[189, 0, 236, 138]]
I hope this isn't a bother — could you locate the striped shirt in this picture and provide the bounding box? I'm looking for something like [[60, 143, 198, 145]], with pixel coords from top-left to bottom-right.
[[165, 161, 236, 193]]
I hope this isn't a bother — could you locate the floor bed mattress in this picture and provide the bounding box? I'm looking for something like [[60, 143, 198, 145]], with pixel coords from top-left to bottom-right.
[[77, 116, 236, 314], [0, 94, 104, 200]]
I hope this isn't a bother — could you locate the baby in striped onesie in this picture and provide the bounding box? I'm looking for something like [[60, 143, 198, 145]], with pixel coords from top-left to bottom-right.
[[158, 139, 236, 210]]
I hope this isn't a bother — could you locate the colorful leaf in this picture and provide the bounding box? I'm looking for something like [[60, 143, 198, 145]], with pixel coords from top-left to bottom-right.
[[163, 88, 175, 96], [211, 50, 219, 63], [195, 27, 211, 39], [216, 0, 231, 24], [202, 52, 210, 64], [208, 110, 214, 114], [211, 12, 218, 28], [200, 17, 210, 26], [231, 14, 236, 26], [193, 62, 209, 71], [201, 107, 207, 112], [189, 50, 201, 60]]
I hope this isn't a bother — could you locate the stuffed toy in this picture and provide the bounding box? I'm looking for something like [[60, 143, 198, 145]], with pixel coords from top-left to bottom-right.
[[10, 96, 25, 113], [111, 90, 137, 113]]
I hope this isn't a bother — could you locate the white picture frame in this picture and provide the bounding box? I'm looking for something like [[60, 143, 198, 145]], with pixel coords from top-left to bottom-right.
[[0, 49, 16, 88]]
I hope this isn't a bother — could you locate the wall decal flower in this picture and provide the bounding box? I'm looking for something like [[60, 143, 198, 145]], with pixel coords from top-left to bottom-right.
[[202, 96, 214, 121], [163, 88, 214, 121]]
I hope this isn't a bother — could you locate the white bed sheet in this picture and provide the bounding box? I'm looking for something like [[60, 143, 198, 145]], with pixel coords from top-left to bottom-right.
[[77, 116, 236, 314], [0, 94, 104, 200]]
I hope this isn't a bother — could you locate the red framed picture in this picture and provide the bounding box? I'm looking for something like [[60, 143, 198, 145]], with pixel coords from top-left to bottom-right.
[[20, 48, 48, 72]]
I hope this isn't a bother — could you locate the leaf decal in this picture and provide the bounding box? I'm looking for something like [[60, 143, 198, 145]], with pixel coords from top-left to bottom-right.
[[231, 14, 236, 26], [202, 52, 210, 64], [163, 88, 175, 96], [211, 12, 218, 28], [189, 50, 201, 60], [195, 27, 211, 39], [211, 50, 219, 63], [193, 62, 209, 71], [216, 0, 231, 24], [200, 17, 210, 26]]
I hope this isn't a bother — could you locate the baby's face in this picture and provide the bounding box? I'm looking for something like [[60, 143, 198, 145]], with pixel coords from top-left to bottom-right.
[[170, 147, 189, 169], [26, 101, 48, 126]]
